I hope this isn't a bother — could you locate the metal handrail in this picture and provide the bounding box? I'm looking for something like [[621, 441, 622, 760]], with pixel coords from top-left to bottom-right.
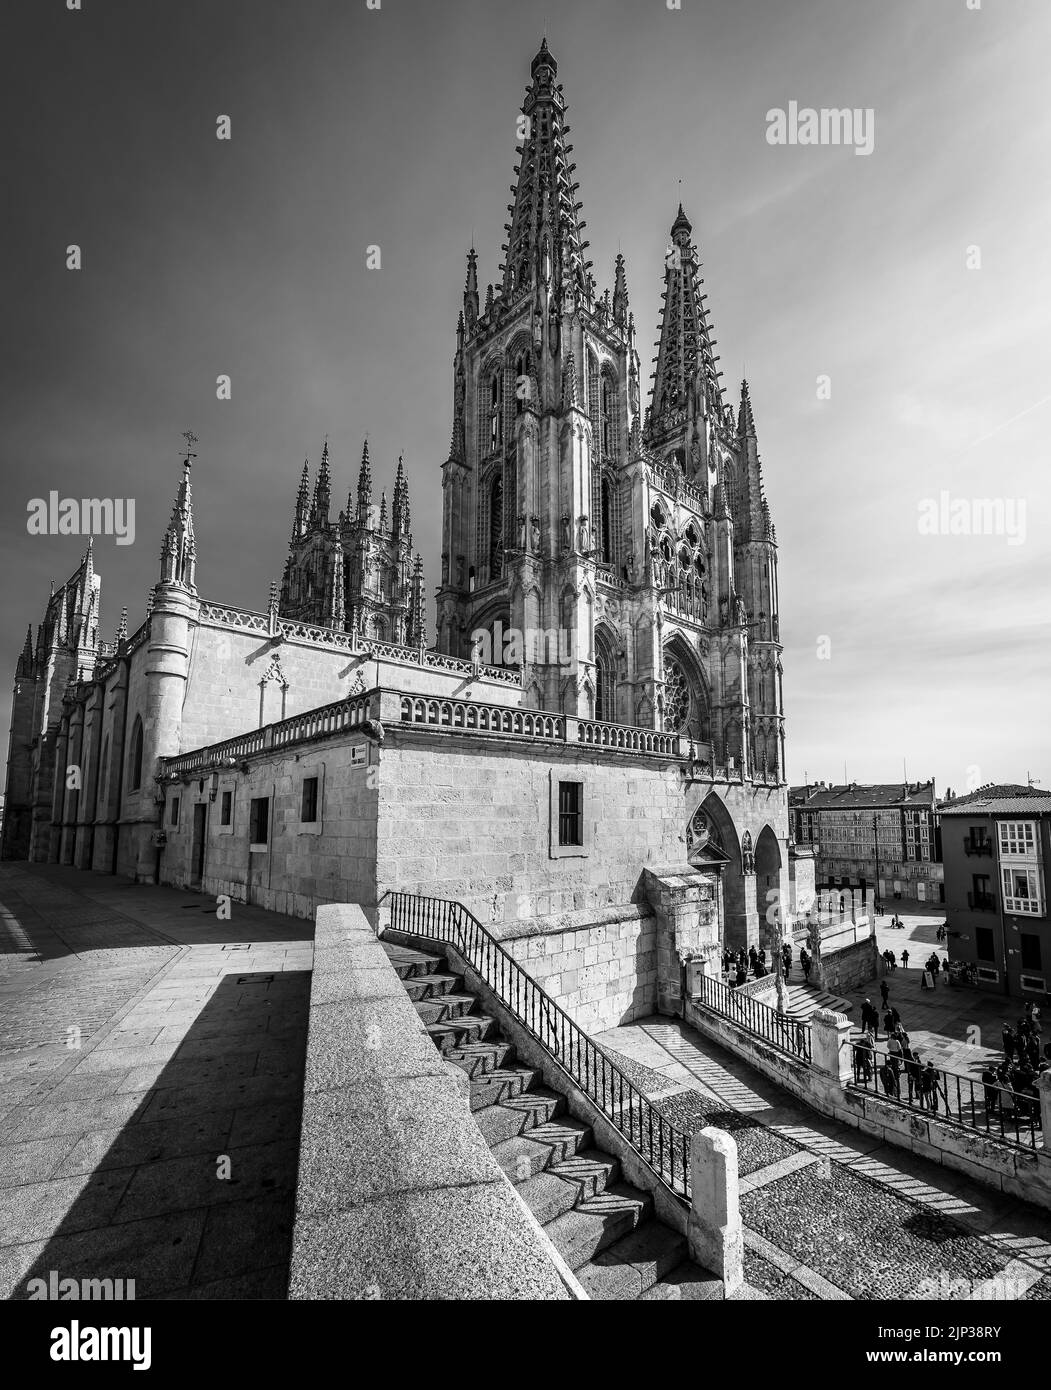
[[849, 1044, 1041, 1150], [695, 973, 813, 1063], [384, 891, 692, 1201]]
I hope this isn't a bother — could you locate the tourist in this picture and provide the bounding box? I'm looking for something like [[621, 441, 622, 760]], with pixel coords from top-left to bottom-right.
[[888, 950, 897, 971], [901, 948, 910, 969], [904, 1050, 922, 1103], [921, 1061, 941, 1113], [882, 1007, 895, 1037], [982, 1064, 1000, 1116], [801, 951, 812, 983], [879, 980, 889, 1008], [853, 1031, 874, 1084], [879, 1057, 899, 1097], [861, 998, 880, 1038], [1003, 1025, 1016, 1064]]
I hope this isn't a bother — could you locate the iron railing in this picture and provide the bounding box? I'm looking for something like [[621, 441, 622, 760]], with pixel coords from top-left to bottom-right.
[[694, 974, 812, 1063], [384, 891, 692, 1202], [849, 1046, 1041, 1150]]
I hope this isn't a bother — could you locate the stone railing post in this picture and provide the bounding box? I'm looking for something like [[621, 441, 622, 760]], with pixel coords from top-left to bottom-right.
[[810, 1007, 853, 1085], [687, 1127, 743, 1296], [1038, 1073, 1051, 1152]]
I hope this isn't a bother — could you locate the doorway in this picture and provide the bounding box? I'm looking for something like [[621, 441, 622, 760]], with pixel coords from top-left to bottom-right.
[[191, 803, 207, 889]]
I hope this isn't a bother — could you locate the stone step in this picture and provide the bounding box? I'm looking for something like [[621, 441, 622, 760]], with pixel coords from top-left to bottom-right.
[[401, 971, 464, 1002], [413, 993, 478, 1026], [382, 943, 444, 980], [425, 1014, 500, 1051], [444, 1040, 516, 1078], [514, 1151, 620, 1223], [489, 1117, 594, 1182], [469, 1066, 540, 1112], [639, 1260, 725, 1301], [543, 1183, 653, 1269], [576, 1221, 687, 1300], [473, 1087, 566, 1147]]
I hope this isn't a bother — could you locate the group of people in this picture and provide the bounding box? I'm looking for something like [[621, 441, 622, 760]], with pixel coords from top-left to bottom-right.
[[983, 1006, 1049, 1124], [722, 940, 813, 987], [854, 986, 1048, 1129]]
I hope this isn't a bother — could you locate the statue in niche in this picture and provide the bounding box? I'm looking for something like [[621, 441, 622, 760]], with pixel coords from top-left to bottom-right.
[[578, 515, 591, 554], [531, 516, 541, 553], [561, 514, 572, 551], [455, 556, 465, 588], [517, 514, 527, 550], [741, 830, 755, 875]]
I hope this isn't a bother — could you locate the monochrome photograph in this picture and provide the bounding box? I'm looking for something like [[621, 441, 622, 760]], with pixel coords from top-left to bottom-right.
[[0, 0, 1047, 1363]]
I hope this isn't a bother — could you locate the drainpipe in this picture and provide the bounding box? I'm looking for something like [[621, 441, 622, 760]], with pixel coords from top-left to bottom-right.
[[993, 826, 1010, 998]]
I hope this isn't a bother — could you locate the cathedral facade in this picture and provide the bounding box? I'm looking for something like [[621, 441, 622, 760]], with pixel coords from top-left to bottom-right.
[[2, 40, 790, 973], [438, 40, 784, 787]]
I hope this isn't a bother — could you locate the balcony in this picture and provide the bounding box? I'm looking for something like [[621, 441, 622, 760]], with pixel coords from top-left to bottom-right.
[[963, 837, 992, 857], [966, 891, 996, 911]]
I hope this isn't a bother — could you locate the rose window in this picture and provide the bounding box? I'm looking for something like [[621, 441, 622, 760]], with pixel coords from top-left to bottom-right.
[[664, 657, 691, 732]]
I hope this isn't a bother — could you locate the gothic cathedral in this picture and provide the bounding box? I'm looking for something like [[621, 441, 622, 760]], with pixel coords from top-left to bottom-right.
[[437, 40, 784, 783]]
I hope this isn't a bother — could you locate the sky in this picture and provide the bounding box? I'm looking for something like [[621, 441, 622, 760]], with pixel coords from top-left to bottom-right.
[[1, 0, 1049, 800]]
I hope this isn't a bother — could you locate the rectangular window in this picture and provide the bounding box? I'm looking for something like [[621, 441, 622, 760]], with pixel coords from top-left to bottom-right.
[[301, 776, 319, 823], [1002, 866, 1042, 915], [1020, 933, 1042, 970], [999, 821, 1036, 857], [249, 797, 270, 848], [220, 790, 232, 827], [558, 781, 583, 847], [170, 796, 180, 828], [975, 927, 995, 962]]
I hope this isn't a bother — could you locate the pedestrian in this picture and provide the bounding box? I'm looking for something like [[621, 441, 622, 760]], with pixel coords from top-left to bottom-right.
[[922, 1061, 941, 1113], [879, 1058, 898, 1097], [1003, 1025, 1015, 1064], [901, 948, 910, 969], [861, 998, 879, 1038], [889, 950, 897, 971], [982, 1064, 1000, 1115], [904, 1050, 922, 1103], [853, 1032, 874, 1084], [880, 980, 889, 1008], [801, 952, 812, 983], [883, 1008, 895, 1037]]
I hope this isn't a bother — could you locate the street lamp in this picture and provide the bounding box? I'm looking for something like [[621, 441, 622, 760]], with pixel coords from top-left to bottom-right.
[[873, 812, 881, 915]]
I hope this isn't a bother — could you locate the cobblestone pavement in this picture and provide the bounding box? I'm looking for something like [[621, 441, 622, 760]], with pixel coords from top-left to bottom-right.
[[593, 1015, 1051, 1301], [0, 863, 313, 1300]]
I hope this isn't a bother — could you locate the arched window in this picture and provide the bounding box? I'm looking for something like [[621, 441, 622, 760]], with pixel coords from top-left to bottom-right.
[[601, 374, 618, 458], [489, 371, 503, 451], [129, 716, 143, 791], [601, 478, 613, 565], [595, 631, 616, 723], [514, 351, 531, 414], [489, 474, 503, 580], [663, 656, 691, 734]]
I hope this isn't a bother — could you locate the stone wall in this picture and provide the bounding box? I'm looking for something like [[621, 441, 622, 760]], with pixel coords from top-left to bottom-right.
[[492, 906, 658, 1032], [290, 903, 579, 1299], [814, 933, 879, 994]]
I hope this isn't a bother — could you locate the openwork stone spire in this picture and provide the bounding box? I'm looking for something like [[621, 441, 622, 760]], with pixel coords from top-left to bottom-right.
[[500, 38, 593, 305], [645, 204, 722, 448], [159, 450, 197, 592]]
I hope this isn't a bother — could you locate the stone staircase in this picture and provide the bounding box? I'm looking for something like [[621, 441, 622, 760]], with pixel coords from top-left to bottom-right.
[[383, 939, 722, 1301]]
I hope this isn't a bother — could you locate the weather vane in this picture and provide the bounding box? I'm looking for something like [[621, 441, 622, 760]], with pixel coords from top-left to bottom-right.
[[181, 431, 198, 466]]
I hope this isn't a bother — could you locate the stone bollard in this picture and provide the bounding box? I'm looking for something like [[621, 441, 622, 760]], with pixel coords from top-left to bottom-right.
[[810, 1008, 853, 1085], [687, 1127, 743, 1297], [1038, 1072, 1051, 1153]]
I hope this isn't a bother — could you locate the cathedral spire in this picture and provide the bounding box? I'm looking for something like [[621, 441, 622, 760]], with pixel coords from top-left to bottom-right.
[[392, 455, 410, 539], [612, 252, 629, 327], [645, 204, 723, 450], [379, 490, 387, 532], [159, 443, 197, 592], [116, 607, 128, 644], [16, 625, 33, 678], [356, 440, 372, 522], [312, 439, 332, 526], [409, 552, 426, 647], [738, 378, 757, 439], [500, 39, 592, 304], [330, 544, 345, 629], [293, 461, 310, 540], [464, 249, 479, 327]]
